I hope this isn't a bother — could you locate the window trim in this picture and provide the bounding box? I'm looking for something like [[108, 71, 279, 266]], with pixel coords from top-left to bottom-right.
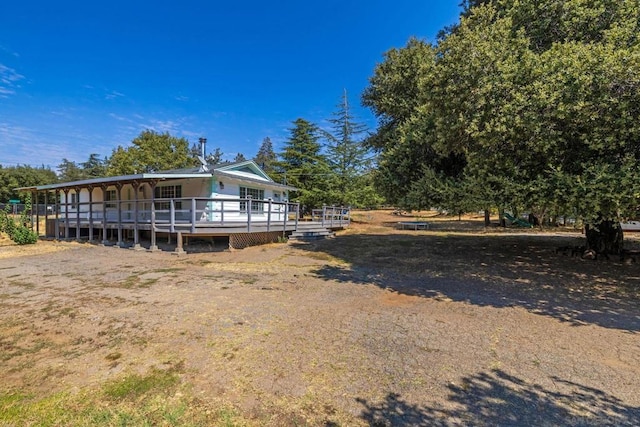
[[104, 189, 117, 209], [154, 185, 182, 210], [239, 186, 264, 213]]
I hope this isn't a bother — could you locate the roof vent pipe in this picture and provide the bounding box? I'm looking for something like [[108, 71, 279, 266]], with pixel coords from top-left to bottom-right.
[[197, 137, 209, 172], [199, 137, 207, 159]]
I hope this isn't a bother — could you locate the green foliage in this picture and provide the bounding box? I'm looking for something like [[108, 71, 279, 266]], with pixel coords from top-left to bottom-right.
[[206, 147, 224, 165], [364, 0, 640, 223], [79, 153, 107, 178], [106, 130, 192, 175], [0, 165, 57, 202], [254, 136, 278, 176], [323, 90, 378, 207], [278, 118, 334, 211], [0, 193, 37, 245], [57, 158, 84, 182]]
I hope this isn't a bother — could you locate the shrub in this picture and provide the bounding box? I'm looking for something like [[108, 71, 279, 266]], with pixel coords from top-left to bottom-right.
[[0, 194, 38, 245], [11, 225, 38, 245]]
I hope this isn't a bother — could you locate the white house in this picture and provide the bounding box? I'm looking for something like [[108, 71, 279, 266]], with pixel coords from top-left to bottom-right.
[[19, 160, 311, 250]]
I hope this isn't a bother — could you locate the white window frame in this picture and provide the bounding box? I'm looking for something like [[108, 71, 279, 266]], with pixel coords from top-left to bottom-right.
[[239, 187, 264, 213], [154, 185, 182, 210]]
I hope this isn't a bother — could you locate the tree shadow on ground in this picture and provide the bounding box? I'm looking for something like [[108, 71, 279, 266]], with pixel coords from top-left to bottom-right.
[[291, 233, 640, 331], [357, 369, 640, 426]]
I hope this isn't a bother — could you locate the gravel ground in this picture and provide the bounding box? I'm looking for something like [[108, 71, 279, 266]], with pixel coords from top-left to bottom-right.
[[0, 212, 639, 425]]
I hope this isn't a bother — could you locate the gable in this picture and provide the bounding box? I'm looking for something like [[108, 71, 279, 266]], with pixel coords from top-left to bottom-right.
[[214, 160, 272, 182]]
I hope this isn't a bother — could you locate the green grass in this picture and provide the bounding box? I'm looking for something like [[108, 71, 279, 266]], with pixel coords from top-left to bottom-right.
[[0, 365, 250, 426], [103, 367, 180, 400], [153, 267, 186, 273]]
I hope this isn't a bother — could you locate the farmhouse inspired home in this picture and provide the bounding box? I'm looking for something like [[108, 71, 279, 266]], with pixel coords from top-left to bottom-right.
[[18, 160, 349, 251]]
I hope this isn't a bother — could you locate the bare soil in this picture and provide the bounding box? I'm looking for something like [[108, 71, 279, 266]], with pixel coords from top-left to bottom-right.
[[1, 210, 639, 425]]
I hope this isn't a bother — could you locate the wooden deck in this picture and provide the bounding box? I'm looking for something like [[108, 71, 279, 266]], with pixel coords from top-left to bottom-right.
[[38, 198, 350, 250]]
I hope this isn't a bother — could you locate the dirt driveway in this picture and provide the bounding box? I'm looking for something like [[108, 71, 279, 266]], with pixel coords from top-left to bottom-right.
[[1, 212, 639, 425]]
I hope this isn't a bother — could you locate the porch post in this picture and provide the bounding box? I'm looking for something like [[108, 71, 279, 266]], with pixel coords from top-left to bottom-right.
[[282, 202, 287, 236], [247, 195, 252, 232], [267, 199, 272, 232], [190, 197, 196, 234], [54, 190, 60, 239], [170, 199, 175, 233], [100, 184, 109, 245], [44, 191, 49, 238], [132, 180, 142, 250], [33, 190, 39, 235], [116, 183, 124, 247], [74, 187, 82, 241], [63, 188, 70, 240], [87, 185, 94, 242], [149, 181, 159, 251], [174, 231, 185, 255]]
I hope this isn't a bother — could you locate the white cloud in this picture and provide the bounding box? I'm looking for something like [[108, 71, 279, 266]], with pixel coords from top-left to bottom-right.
[[0, 63, 25, 97], [108, 112, 135, 123], [105, 90, 125, 100], [0, 45, 19, 58]]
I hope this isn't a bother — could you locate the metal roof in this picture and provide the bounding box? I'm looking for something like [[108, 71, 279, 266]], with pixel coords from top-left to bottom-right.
[[17, 168, 297, 192]]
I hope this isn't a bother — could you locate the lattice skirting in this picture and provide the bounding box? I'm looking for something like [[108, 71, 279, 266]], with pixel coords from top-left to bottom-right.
[[229, 231, 284, 249]]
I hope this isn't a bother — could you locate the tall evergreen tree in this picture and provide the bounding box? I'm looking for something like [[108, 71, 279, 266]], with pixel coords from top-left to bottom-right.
[[324, 90, 379, 207], [278, 118, 333, 212], [57, 158, 84, 182], [80, 153, 106, 178], [206, 148, 224, 165], [233, 153, 247, 162], [254, 137, 277, 176]]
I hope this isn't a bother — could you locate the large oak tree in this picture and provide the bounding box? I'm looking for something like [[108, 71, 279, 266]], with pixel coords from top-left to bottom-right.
[[364, 0, 640, 254]]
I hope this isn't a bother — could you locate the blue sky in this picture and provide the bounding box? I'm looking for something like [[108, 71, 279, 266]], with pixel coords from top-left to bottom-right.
[[0, 1, 461, 170]]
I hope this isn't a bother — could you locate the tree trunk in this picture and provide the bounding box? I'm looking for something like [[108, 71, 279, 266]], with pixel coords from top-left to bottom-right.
[[498, 208, 506, 227], [585, 221, 624, 256], [484, 209, 490, 227]]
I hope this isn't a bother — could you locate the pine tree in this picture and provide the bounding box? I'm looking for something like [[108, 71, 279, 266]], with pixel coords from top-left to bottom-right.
[[278, 119, 333, 213], [206, 148, 224, 165], [58, 159, 84, 182], [80, 153, 106, 178], [324, 90, 377, 207], [254, 137, 277, 176]]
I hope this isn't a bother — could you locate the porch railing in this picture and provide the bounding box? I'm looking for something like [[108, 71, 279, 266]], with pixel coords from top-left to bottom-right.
[[311, 205, 351, 228], [55, 197, 300, 233]]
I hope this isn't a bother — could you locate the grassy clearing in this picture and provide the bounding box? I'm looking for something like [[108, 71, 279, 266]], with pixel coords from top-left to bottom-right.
[[0, 365, 250, 426]]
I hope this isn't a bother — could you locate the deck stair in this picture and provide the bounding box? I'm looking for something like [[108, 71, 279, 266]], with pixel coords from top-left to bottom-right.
[[288, 221, 335, 242]]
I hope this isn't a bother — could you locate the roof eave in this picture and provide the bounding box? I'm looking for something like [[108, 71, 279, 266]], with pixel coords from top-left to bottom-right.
[[15, 172, 213, 192]]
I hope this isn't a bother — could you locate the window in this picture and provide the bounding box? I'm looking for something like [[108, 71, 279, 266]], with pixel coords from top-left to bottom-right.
[[105, 189, 117, 208], [239, 187, 264, 213], [69, 193, 78, 210], [154, 185, 182, 210]]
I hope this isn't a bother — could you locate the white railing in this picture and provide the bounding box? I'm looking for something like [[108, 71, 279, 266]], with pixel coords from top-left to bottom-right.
[[56, 197, 300, 233], [311, 205, 351, 228]]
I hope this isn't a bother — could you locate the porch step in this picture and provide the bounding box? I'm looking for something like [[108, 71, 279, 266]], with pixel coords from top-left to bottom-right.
[[288, 225, 335, 242]]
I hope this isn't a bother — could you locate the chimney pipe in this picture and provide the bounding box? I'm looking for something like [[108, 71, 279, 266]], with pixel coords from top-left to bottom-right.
[[199, 137, 207, 159]]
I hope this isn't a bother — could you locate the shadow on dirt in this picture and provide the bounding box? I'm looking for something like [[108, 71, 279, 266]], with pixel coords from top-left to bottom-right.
[[356, 369, 640, 426], [292, 233, 640, 331]]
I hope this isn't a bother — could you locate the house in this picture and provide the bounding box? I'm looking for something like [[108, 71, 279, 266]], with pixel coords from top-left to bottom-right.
[[18, 160, 349, 251]]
